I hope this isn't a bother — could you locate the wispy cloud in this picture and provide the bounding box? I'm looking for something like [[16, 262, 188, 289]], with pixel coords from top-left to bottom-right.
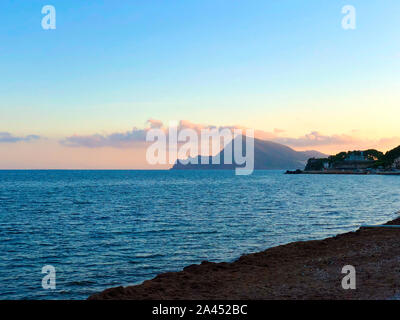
[[60, 119, 244, 148], [273, 131, 358, 147], [270, 132, 400, 153], [61, 119, 167, 148], [60, 129, 148, 148], [59, 119, 400, 153], [0, 132, 41, 143], [147, 119, 163, 129]]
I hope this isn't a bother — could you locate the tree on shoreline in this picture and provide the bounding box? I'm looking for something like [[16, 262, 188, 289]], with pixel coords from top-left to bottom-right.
[[305, 146, 400, 170]]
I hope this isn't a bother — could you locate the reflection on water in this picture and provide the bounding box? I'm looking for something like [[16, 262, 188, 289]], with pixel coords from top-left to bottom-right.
[[1, 170, 399, 299]]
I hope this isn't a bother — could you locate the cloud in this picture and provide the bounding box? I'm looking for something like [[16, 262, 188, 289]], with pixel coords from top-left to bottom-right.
[[178, 120, 244, 133], [0, 132, 41, 143], [147, 119, 163, 129], [62, 119, 171, 148], [269, 131, 400, 153], [60, 119, 400, 153], [377, 137, 400, 147], [273, 128, 286, 134], [61, 119, 245, 148], [272, 131, 358, 147], [60, 129, 148, 148]]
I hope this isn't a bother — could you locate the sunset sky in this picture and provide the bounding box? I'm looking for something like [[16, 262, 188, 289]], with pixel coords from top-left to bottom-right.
[[1, 0, 400, 169]]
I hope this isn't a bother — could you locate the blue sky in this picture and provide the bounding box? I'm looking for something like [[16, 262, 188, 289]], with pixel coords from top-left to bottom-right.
[[1, 1, 400, 167]]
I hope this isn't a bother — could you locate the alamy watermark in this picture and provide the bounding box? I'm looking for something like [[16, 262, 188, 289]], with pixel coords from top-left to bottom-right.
[[341, 265, 356, 290], [39, 5, 357, 31], [145, 123, 254, 175], [342, 5, 356, 30], [41, 5, 56, 30], [42, 265, 56, 290]]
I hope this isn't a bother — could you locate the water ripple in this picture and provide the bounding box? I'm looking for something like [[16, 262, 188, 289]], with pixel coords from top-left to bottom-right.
[[0, 170, 399, 299]]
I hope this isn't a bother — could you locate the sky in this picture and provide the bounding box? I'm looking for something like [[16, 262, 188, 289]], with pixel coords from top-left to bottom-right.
[[1, 0, 400, 169]]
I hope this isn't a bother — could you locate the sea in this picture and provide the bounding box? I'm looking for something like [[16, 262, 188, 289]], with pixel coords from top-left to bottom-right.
[[1, 170, 400, 299]]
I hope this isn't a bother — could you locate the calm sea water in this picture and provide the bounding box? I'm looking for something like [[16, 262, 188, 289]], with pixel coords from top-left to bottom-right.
[[1, 170, 400, 300]]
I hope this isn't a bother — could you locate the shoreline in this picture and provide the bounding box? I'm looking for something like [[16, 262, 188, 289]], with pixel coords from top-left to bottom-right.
[[89, 217, 400, 300], [286, 170, 400, 175]]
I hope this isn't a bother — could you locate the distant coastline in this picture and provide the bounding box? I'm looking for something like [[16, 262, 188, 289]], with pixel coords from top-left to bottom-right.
[[286, 169, 400, 175], [171, 137, 327, 171], [298, 146, 400, 175]]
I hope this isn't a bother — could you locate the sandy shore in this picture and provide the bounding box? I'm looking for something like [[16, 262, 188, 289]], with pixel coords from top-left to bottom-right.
[[89, 217, 400, 300]]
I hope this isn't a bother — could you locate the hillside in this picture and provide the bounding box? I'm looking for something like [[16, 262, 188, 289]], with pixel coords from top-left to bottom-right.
[[305, 146, 400, 171], [172, 137, 326, 170]]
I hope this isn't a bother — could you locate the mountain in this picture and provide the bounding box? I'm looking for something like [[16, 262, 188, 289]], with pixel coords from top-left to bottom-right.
[[171, 137, 327, 170], [299, 150, 328, 159]]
